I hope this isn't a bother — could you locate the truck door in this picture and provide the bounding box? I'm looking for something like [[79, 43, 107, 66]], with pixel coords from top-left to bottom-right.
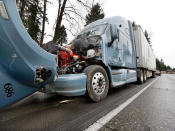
[[106, 25, 123, 67], [107, 25, 132, 68], [123, 28, 133, 67], [105, 24, 126, 84]]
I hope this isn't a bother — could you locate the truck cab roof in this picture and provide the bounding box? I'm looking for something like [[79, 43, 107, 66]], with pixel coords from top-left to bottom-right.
[[84, 16, 129, 31]]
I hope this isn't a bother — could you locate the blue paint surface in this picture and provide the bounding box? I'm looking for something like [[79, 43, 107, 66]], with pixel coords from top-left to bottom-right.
[[0, 0, 56, 108], [0, 0, 138, 108], [81, 16, 137, 87], [0, 65, 38, 108], [44, 74, 87, 96]]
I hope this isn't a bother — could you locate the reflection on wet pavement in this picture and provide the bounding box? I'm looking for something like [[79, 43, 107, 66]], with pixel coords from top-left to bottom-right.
[[100, 75, 175, 131], [0, 75, 173, 131]]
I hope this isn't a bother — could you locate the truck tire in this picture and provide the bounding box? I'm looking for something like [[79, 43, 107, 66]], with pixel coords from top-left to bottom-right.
[[137, 69, 144, 84], [83, 65, 109, 102], [152, 71, 156, 78], [143, 70, 147, 82]]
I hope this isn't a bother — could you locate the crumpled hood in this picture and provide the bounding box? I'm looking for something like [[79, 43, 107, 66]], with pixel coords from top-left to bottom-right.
[[71, 36, 101, 56]]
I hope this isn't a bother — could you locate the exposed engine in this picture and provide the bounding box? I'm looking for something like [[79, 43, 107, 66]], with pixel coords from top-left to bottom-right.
[[56, 36, 101, 75], [57, 46, 85, 75]]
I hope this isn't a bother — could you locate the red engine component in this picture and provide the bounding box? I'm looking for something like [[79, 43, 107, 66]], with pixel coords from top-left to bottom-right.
[[57, 46, 80, 67], [57, 50, 70, 67]]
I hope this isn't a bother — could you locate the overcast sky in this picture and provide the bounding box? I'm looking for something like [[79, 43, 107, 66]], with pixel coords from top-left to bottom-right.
[[46, 0, 175, 68], [103, 0, 175, 68]]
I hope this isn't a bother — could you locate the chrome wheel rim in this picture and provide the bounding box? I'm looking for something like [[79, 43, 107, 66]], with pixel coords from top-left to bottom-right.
[[92, 72, 106, 95]]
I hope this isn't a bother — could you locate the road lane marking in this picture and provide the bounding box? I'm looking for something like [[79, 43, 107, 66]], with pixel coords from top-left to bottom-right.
[[84, 78, 159, 131]]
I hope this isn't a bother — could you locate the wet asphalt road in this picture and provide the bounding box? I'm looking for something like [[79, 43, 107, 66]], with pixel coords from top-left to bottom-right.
[[0, 74, 174, 131], [101, 74, 175, 131]]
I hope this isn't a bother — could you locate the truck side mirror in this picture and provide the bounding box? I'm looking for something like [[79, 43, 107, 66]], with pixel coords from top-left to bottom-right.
[[108, 24, 119, 47]]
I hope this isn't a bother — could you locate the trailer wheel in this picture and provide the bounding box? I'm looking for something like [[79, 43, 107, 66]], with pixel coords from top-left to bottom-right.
[[83, 65, 109, 102], [143, 70, 147, 82], [138, 70, 144, 84], [152, 71, 156, 78]]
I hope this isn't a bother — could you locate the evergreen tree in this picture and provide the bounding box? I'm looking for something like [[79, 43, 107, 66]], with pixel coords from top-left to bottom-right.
[[17, 0, 49, 45], [85, 3, 105, 26], [156, 58, 161, 71], [156, 58, 173, 71], [16, 0, 28, 26], [26, 0, 42, 43], [166, 65, 172, 70], [54, 25, 67, 46]]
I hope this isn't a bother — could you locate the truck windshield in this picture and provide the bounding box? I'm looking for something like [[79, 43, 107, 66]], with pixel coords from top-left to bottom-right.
[[77, 24, 107, 39]]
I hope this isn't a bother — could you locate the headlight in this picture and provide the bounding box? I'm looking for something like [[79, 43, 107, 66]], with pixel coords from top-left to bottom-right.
[[87, 49, 95, 58]]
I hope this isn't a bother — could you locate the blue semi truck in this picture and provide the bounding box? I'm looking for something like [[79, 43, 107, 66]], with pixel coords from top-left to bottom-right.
[[43, 16, 156, 102], [0, 0, 156, 108]]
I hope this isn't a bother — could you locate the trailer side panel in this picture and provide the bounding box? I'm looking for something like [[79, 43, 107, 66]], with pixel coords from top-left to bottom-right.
[[133, 26, 156, 71]]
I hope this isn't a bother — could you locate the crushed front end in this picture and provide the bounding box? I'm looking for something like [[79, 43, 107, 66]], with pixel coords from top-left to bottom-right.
[[43, 35, 103, 96]]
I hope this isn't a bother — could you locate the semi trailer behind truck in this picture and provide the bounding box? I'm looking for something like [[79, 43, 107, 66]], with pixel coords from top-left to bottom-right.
[[0, 0, 156, 108], [133, 26, 156, 83], [44, 16, 156, 102]]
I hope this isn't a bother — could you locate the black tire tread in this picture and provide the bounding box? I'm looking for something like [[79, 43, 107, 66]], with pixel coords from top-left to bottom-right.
[[83, 65, 109, 102]]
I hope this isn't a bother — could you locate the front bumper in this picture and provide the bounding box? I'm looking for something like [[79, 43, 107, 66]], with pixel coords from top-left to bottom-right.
[[43, 73, 87, 96]]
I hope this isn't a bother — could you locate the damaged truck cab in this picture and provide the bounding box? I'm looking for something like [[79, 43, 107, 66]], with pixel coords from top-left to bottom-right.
[[0, 0, 156, 109], [44, 16, 138, 102]]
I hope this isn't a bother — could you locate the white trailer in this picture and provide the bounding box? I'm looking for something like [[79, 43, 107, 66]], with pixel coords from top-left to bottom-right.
[[133, 26, 156, 83]]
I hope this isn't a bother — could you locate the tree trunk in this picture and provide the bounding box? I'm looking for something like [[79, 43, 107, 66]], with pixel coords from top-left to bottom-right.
[[53, 0, 67, 42], [40, 0, 47, 46]]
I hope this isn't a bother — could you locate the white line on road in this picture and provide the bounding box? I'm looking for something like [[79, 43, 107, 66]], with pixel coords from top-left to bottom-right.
[[84, 78, 159, 131]]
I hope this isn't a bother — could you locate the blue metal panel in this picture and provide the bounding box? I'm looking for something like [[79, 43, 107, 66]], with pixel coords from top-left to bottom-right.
[[87, 16, 136, 69], [111, 69, 137, 87], [0, 0, 56, 108], [85, 17, 137, 87], [0, 65, 38, 109], [128, 21, 137, 68], [44, 74, 87, 96], [111, 69, 126, 82], [126, 70, 137, 83]]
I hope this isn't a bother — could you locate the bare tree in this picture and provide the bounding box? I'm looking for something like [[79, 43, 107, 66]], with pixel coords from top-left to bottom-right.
[[53, 0, 68, 42], [40, 0, 47, 45], [53, 0, 91, 42]]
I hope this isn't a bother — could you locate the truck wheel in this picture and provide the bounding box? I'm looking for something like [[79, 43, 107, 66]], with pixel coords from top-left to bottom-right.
[[138, 70, 144, 84], [152, 72, 156, 78], [83, 65, 109, 102], [143, 70, 147, 82]]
